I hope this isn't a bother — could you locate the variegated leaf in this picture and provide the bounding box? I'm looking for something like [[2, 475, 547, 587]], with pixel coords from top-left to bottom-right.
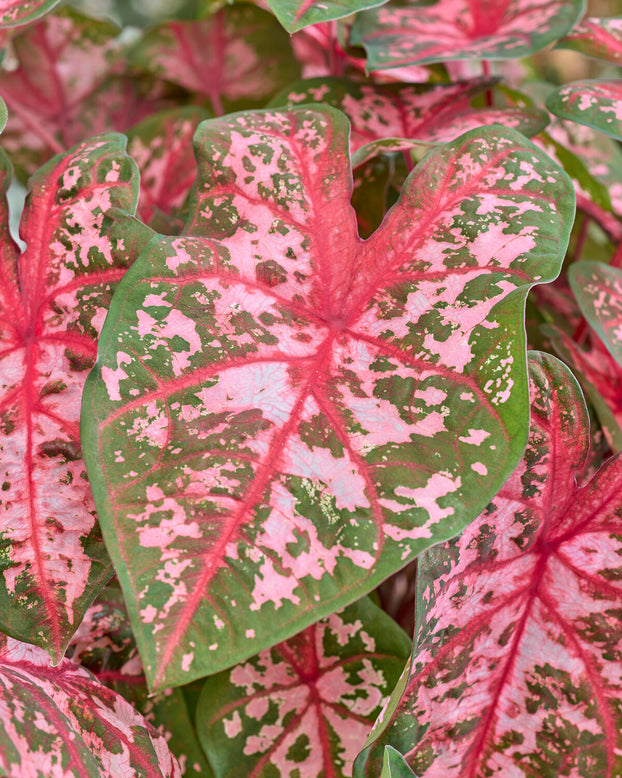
[[0, 96, 6, 135], [557, 16, 622, 65], [270, 77, 548, 155], [350, 0, 585, 70], [355, 352, 622, 778], [0, 0, 60, 28], [546, 81, 622, 141], [265, 0, 387, 33], [0, 10, 170, 177], [0, 634, 181, 777], [196, 597, 410, 778], [0, 134, 140, 662], [82, 107, 573, 690], [129, 7, 300, 115], [127, 106, 211, 234], [381, 747, 418, 778], [569, 260, 622, 367]]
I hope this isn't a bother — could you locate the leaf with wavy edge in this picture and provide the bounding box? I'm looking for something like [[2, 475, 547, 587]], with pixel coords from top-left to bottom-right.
[[197, 596, 409, 777], [355, 352, 622, 777], [82, 107, 573, 690], [350, 0, 585, 70], [0, 634, 180, 776], [557, 16, 622, 65], [127, 106, 212, 234], [0, 134, 139, 661], [570, 261, 622, 368], [129, 7, 300, 115], [0, 0, 60, 27], [546, 81, 622, 141], [270, 77, 548, 157]]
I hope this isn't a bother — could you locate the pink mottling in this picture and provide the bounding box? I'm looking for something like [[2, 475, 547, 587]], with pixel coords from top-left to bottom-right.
[[458, 428, 491, 445]]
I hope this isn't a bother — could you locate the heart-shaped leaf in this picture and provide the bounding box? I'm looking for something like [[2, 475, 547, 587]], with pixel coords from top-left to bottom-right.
[[271, 77, 548, 156], [569, 260, 622, 367], [0, 634, 181, 776], [196, 596, 410, 777], [129, 7, 301, 115], [350, 0, 585, 71], [355, 352, 622, 777], [557, 16, 622, 65], [0, 0, 61, 28], [0, 134, 140, 661], [127, 106, 211, 234], [546, 81, 622, 141], [82, 107, 574, 691], [265, 0, 387, 33]]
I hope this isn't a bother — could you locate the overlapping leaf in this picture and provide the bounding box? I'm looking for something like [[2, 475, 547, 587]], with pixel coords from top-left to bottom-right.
[[0, 10, 170, 177], [82, 107, 573, 691], [264, 0, 387, 33], [569, 260, 622, 367], [127, 106, 211, 234], [196, 597, 410, 777], [0, 634, 181, 776], [355, 353, 622, 777], [271, 77, 547, 157], [0, 134, 140, 662], [350, 0, 585, 70], [129, 7, 300, 115], [557, 16, 622, 65], [546, 81, 622, 141], [0, 0, 60, 28]]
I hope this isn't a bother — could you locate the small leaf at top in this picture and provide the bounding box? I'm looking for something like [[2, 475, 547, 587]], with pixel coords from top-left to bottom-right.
[[265, 0, 387, 34], [0, 0, 61, 27], [129, 7, 301, 115], [0, 634, 181, 777], [569, 260, 622, 367], [355, 352, 622, 777], [196, 596, 410, 777], [82, 107, 574, 691], [546, 81, 622, 141], [0, 134, 139, 662], [557, 16, 622, 65], [350, 0, 585, 70]]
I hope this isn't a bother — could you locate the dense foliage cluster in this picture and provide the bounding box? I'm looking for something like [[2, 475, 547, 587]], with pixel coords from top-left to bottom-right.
[[1, 0, 622, 775]]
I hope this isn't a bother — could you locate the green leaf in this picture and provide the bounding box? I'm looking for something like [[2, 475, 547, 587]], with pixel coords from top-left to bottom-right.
[[265, 0, 388, 33], [380, 747, 418, 778], [556, 16, 622, 65], [82, 107, 574, 690], [546, 81, 622, 141], [0, 0, 61, 28], [196, 597, 410, 778]]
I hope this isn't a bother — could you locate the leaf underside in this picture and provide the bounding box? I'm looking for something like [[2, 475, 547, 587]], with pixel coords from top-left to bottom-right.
[[0, 134, 138, 661], [82, 106, 573, 691], [355, 352, 622, 778], [350, 0, 585, 70]]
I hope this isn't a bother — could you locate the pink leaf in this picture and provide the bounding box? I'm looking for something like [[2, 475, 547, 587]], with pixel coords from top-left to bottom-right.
[[0, 634, 181, 776], [0, 0, 60, 28], [0, 134, 139, 661], [82, 107, 574, 691], [129, 7, 300, 115], [350, 0, 584, 71], [557, 16, 622, 65], [546, 80, 622, 141], [196, 597, 410, 777], [355, 352, 622, 777], [266, 0, 387, 33]]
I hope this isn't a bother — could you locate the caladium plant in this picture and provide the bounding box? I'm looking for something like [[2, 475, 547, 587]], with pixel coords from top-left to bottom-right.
[[3, 0, 622, 775]]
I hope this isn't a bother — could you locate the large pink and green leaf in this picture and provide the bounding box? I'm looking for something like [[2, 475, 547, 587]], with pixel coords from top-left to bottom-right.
[[270, 77, 547, 156], [129, 7, 301, 115], [0, 0, 61, 28], [196, 596, 410, 777], [264, 0, 387, 33], [355, 352, 622, 777], [0, 634, 181, 776], [569, 260, 622, 367], [0, 134, 141, 662], [350, 0, 585, 71], [82, 107, 574, 691], [546, 81, 622, 141], [557, 16, 622, 65]]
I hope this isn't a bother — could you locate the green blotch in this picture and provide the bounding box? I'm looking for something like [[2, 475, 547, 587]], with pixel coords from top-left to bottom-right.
[[256, 259, 287, 288]]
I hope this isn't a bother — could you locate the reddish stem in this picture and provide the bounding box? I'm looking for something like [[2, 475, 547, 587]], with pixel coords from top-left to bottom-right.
[[327, 21, 343, 77], [482, 60, 493, 106]]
